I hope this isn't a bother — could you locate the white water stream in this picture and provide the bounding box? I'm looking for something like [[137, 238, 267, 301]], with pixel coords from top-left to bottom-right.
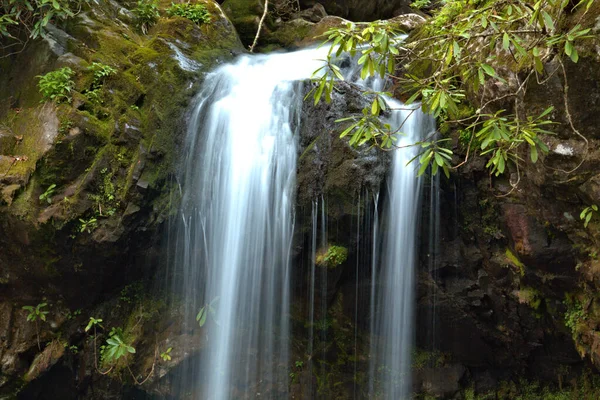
[[171, 45, 434, 399]]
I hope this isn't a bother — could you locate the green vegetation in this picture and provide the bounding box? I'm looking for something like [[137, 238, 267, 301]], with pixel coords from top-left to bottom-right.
[[311, 0, 595, 182], [412, 348, 447, 370], [85, 317, 103, 332], [564, 297, 586, 336], [410, 0, 432, 10], [580, 204, 598, 228], [100, 327, 136, 363], [196, 296, 219, 327], [78, 217, 97, 233], [133, 0, 160, 34], [88, 62, 117, 87], [459, 375, 600, 400], [166, 2, 210, 25], [22, 302, 49, 323], [37, 67, 75, 103], [0, 0, 89, 40], [38, 184, 56, 204], [505, 248, 525, 276], [22, 303, 49, 350], [315, 245, 348, 268], [160, 347, 172, 361]]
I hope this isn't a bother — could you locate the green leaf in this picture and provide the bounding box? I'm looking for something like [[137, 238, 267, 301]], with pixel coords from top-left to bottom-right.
[[442, 164, 450, 179], [197, 306, 207, 327], [502, 32, 510, 50], [570, 48, 579, 63], [530, 145, 538, 163], [564, 40, 573, 56], [542, 10, 555, 31], [371, 99, 379, 115], [445, 44, 453, 65], [481, 64, 495, 77]]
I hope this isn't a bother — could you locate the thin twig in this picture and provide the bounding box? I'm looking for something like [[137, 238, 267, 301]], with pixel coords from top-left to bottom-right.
[[249, 0, 269, 53]]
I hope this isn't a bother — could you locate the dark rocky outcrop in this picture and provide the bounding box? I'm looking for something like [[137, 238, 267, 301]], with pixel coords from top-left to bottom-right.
[[0, 0, 243, 397], [300, 0, 412, 21]]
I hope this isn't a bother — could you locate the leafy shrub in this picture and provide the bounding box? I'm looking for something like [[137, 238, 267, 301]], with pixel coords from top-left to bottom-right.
[[88, 62, 117, 86], [100, 327, 135, 363], [1, 0, 90, 40], [166, 2, 210, 25], [37, 67, 75, 103], [133, 0, 160, 34], [39, 184, 56, 204], [22, 303, 49, 322]]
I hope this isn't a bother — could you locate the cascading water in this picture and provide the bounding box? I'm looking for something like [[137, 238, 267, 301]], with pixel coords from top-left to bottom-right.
[[169, 40, 434, 399], [169, 48, 330, 399], [369, 104, 436, 398]]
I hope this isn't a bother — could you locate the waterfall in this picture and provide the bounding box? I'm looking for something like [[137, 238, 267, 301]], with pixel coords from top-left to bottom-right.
[[168, 42, 434, 399], [169, 48, 328, 399], [369, 104, 435, 398]]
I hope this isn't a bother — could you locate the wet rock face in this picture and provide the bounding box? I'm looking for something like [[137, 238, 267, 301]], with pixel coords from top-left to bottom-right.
[[297, 81, 390, 214], [300, 0, 412, 21], [0, 0, 243, 396]]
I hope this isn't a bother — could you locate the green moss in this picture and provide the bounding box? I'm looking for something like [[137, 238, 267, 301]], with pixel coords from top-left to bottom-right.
[[316, 245, 348, 268], [516, 286, 542, 316], [264, 20, 313, 49], [412, 348, 447, 370], [505, 248, 526, 276]]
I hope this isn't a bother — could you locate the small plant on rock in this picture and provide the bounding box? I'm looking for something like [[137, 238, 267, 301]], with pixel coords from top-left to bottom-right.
[[101, 327, 136, 363], [39, 184, 56, 204], [166, 2, 210, 25], [580, 204, 598, 228], [79, 217, 98, 233], [134, 0, 160, 34], [22, 303, 49, 350], [37, 67, 75, 103], [316, 245, 348, 268], [160, 347, 173, 361], [88, 62, 117, 86]]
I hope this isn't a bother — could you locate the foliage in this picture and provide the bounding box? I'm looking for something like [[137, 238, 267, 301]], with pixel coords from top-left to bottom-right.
[[88, 167, 118, 216], [580, 204, 598, 228], [100, 327, 135, 363], [37, 67, 75, 103], [23, 303, 49, 350], [85, 317, 103, 332], [564, 297, 586, 335], [505, 248, 525, 276], [196, 296, 219, 327], [88, 62, 116, 87], [160, 347, 172, 361], [79, 216, 97, 233], [315, 245, 348, 268], [410, 0, 431, 10], [166, 2, 210, 25], [39, 183, 56, 204], [311, 0, 595, 180], [289, 360, 304, 384], [0, 0, 89, 41], [133, 0, 159, 34], [22, 303, 49, 322]]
